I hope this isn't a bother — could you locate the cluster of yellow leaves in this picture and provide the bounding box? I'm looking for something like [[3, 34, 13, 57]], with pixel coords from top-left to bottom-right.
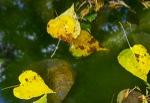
[[13, 70, 55, 101], [118, 44, 150, 82], [47, 4, 108, 57]]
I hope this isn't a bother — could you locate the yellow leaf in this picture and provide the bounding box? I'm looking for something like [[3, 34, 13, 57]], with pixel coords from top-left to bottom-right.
[[69, 30, 108, 57], [33, 94, 47, 103], [117, 44, 150, 82], [13, 70, 55, 100], [47, 4, 81, 43]]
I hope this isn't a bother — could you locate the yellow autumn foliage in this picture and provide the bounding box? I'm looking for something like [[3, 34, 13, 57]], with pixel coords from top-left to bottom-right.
[[69, 30, 108, 57], [13, 70, 55, 100], [118, 44, 150, 82]]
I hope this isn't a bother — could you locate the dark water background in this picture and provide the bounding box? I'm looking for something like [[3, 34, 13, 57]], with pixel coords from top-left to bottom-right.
[[0, 0, 150, 103]]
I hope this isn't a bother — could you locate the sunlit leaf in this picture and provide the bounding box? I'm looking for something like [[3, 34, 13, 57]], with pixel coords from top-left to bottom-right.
[[117, 44, 150, 82], [69, 30, 108, 57], [13, 70, 55, 100], [33, 94, 47, 103], [47, 4, 81, 44]]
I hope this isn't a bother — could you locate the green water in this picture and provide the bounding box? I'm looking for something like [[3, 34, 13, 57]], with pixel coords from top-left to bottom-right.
[[0, 0, 150, 103]]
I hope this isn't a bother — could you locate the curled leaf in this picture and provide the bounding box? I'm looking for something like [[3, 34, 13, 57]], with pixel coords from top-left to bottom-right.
[[47, 4, 81, 43]]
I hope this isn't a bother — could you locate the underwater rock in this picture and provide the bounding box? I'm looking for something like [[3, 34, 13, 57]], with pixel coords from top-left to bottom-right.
[[27, 59, 75, 103]]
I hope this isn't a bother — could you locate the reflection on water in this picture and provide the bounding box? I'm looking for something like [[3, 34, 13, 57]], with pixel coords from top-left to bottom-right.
[[13, 0, 24, 10]]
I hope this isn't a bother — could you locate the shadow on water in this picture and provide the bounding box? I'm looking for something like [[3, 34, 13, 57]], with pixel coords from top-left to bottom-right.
[[0, 0, 150, 103]]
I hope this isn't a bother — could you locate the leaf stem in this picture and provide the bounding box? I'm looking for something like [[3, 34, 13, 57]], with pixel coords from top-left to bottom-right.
[[119, 22, 132, 50], [51, 39, 61, 58], [2, 85, 19, 90]]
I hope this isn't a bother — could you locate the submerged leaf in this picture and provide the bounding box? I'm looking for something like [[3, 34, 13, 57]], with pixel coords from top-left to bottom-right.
[[13, 70, 55, 100], [117, 88, 143, 103], [117, 44, 150, 82], [33, 94, 47, 103], [47, 4, 81, 43], [69, 30, 108, 57]]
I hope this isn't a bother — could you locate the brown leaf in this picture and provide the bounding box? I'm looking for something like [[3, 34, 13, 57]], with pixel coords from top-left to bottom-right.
[[140, 1, 150, 10], [94, 0, 104, 12], [80, 5, 90, 19]]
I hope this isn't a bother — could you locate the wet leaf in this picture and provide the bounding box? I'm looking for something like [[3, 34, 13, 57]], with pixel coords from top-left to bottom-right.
[[69, 30, 108, 57], [13, 70, 55, 100], [47, 4, 81, 43], [117, 44, 150, 82]]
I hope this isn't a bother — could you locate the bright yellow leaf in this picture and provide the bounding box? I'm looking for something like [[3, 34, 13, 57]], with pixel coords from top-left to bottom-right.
[[69, 30, 108, 57], [13, 70, 55, 100], [47, 4, 81, 44], [117, 44, 150, 82]]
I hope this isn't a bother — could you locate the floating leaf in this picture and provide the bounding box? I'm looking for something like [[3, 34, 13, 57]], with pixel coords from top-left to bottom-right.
[[117, 44, 150, 82], [33, 94, 47, 103], [47, 4, 81, 43], [69, 30, 108, 57], [13, 70, 55, 100]]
